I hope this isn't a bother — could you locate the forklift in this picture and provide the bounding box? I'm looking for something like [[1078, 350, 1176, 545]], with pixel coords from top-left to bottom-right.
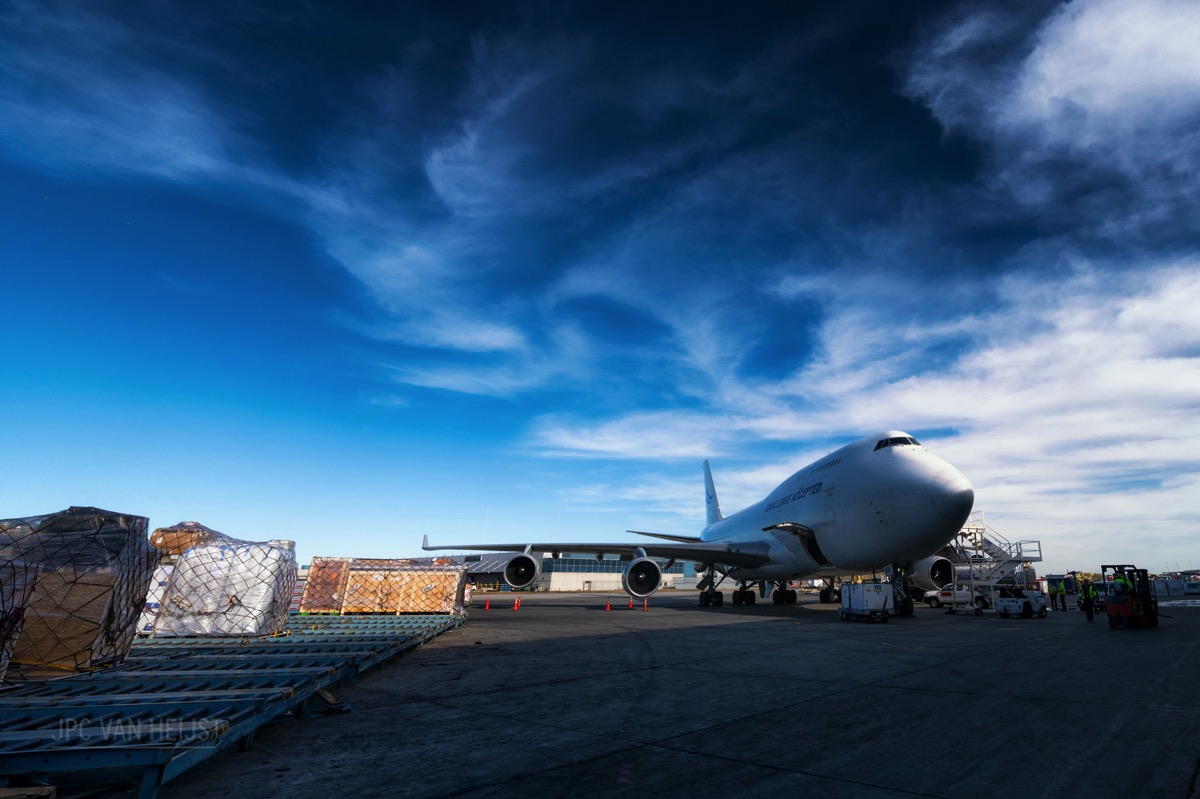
[[1100, 564, 1159, 629]]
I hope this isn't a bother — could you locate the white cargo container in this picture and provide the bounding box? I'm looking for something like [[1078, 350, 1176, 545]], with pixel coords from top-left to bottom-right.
[[839, 582, 891, 623]]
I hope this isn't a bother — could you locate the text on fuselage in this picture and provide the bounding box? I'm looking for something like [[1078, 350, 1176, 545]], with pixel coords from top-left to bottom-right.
[[766, 481, 823, 511]]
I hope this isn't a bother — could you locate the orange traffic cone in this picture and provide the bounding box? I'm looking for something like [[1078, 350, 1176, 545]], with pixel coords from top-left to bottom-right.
[[484, 597, 490, 611], [605, 599, 611, 611], [513, 596, 519, 610], [628, 597, 634, 609], [643, 598, 648, 611]]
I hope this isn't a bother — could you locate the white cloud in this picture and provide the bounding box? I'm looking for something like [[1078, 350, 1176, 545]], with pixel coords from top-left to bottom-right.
[[906, 0, 1200, 223], [1010, 0, 1200, 142], [537, 261, 1200, 571], [530, 411, 730, 459], [0, 8, 231, 181]]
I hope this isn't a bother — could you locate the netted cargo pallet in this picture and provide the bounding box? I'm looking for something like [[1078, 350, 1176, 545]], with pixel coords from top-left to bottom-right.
[[0, 507, 155, 673], [0, 559, 38, 682], [299, 557, 468, 614], [144, 522, 298, 637]]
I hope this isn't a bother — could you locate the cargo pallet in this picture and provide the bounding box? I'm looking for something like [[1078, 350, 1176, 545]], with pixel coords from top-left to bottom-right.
[[0, 612, 462, 798]]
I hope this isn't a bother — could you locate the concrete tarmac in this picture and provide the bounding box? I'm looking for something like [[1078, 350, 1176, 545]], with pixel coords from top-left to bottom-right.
[[160, 592, 1200, 799]]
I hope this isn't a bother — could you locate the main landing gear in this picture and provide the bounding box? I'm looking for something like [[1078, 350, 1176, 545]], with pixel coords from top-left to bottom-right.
[[731, 582, 756, 605], [818, 579, 842, 605], [697, 568, 727, 607], [771, 580, 798, 605], [699, 573, 800, 607]]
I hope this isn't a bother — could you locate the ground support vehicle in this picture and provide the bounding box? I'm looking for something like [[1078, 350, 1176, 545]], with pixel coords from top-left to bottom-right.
[[1101, 564, 1158, 629], [994, 585, 1048, 619], [926, 583, 989, 615], [839, 583, 890, 623]]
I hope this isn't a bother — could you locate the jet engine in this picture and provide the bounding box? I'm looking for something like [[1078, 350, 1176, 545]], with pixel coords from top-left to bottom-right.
[[908, 554, 954, 593], [621, 557, 663, 598], [504, 554, 541, 589]]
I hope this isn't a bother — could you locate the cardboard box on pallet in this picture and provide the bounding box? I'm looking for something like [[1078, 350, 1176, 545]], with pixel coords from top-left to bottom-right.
[[149, 521, 223, 557], [300, 557, 467, 614], [299, 557, 351, 613], [0, 507, 155, 672], [0, 559, 38, 682], [393, 567, 467, 614]]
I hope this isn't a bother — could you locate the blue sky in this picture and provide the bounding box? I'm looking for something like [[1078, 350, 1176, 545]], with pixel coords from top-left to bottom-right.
[[2, 0, 1198, 576]]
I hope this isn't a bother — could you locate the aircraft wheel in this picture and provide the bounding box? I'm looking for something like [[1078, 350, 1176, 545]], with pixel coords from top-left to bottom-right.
[[745, 591, 755, 605], [787, 589, 798, 604], [819, 587, 831, 604], [699, 592, 709, 607], [712, 592, 724, 607]]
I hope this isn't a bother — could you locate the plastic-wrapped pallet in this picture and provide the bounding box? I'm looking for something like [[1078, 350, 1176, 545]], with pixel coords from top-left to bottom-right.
[[300, 557, 468, 614], [148, 523, 298, 636], [137, 563, 175, 635], [1, 559, 38, 682], [0, 507, 155, 672]]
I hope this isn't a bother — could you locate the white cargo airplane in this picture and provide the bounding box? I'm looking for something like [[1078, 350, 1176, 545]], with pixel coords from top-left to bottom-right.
[[423, 430, 973, 610]]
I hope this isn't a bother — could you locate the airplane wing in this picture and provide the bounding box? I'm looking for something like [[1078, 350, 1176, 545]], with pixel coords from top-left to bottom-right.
[[626, 529, 704, 543], [421, 535, 771, 569]]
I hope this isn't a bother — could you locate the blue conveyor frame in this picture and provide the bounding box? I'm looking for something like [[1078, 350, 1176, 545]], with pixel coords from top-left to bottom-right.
[[0, 613, 462, 798]]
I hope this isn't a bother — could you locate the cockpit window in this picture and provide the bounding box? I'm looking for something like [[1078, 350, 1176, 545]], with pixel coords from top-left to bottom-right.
[[873, 436, 921, 451]]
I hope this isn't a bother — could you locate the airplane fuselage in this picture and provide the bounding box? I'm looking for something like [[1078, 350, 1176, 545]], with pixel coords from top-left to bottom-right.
[[702, 431, 974, 581], [422, 429, 974, 599]]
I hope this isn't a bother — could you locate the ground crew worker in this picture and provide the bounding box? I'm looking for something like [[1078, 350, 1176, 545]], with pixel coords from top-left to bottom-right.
[[1057, 581, 1068, 611], [1048, 582, 1058, 610], [1080, 582, 1094, 622], [1113, 572, 1133, 598]]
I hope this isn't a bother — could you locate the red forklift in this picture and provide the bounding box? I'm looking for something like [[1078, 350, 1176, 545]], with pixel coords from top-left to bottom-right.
[[1100, 564, 1159, 629]]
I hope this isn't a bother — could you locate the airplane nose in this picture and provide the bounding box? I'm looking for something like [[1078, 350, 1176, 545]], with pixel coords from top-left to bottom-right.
[[930, 466, 974, 525]]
